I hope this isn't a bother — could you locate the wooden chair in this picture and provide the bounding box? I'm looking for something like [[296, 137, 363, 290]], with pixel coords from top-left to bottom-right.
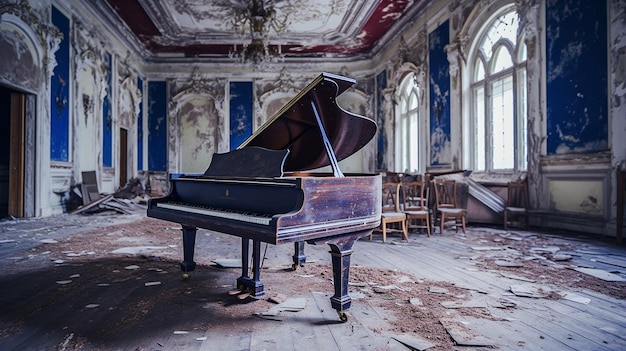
[[504, 180, 529, 229], [370, 182, 408, 242], [400, 181, 431, 237], [433, 179, 466, 234]]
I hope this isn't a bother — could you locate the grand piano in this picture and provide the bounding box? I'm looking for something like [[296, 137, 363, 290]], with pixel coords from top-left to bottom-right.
[[147, 72, 381, 321]]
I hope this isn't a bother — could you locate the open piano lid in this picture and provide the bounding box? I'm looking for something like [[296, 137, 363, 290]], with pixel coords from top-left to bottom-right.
[[238, 72, 377, 173]]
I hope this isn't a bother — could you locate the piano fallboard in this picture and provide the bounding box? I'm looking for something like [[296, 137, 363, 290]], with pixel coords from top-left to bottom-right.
[[147, 173, 381, 245]]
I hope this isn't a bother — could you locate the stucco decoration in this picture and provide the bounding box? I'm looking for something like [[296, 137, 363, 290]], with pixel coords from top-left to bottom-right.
[[610, 0, 626, 171], [517, 0, 544, 209], [73, 20, 103, 125], [169, 68, 226, 173], [72, 20, 108, 177], [445, 43, 461, 90], [0, 0, 58, 81], [389, 30, 428, 81], [118, 54, 141, 129], [256, 68, 313, 128], [0, 19, 39, 90]]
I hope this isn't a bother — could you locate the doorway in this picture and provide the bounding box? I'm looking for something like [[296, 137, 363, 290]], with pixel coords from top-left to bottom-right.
[[119, 128, 128, 187], [0, 86, 26, 218]]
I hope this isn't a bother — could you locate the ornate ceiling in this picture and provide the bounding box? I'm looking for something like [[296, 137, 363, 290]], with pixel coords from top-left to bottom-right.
[[91, 0, 421, 62]]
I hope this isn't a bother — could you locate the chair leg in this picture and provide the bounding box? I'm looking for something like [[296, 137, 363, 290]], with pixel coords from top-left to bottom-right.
[[461, 216, 466, 234], [426, 216, 431, 237], [382, 224, 387, 243], [440, 214, 445, 234], [524, 213, 529, 228], [504, 211, 508, 230], [402, 221, 408, 241]]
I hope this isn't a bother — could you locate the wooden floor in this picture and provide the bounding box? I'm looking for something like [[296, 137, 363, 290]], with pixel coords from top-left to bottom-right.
[[0, 208, 625, 350]]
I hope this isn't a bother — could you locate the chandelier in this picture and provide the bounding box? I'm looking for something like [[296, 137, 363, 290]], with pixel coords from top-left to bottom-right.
[[229, 0, 288, 66]]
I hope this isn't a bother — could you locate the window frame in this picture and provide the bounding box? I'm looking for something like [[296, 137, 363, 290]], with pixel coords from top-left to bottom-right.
[[395, 73, 423, 173], [467, 8, 527, 173]]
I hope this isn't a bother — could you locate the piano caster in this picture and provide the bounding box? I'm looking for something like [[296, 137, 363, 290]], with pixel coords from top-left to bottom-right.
[[338, 311, 349, 322], [182, 272, 191, 279]]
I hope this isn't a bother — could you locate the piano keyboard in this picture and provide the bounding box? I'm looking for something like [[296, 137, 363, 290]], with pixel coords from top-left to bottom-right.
[[156, 202, 273, 225]]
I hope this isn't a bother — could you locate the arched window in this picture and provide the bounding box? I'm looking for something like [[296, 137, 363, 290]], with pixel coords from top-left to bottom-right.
[[395, 74, 422, 173], [469, 9, 527, 172]]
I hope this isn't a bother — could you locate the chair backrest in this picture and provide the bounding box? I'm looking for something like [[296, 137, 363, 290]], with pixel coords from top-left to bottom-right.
[[401, 181, 428, 211], [433, 179, 458, 209], [382, 182, 401, 212], [507, 180, 529, 209]]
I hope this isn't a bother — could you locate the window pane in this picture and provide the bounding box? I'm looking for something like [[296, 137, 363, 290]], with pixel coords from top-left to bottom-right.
[[518, 69, 527, 170], [474, 86, 486, 170], [480, 11, 518, 61], [474, 59, 485, 81], [409, 91, 418, 110], [492, 46, 513, 73], [490, 75, 514, 170], [519, 42, 527, 61], [409, 91, 419, 172], [402, 111, 409, 171], [397, 75, 421, 173]]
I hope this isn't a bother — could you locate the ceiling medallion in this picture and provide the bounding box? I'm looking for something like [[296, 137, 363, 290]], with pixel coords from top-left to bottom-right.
[[228, 0, 287, 67]]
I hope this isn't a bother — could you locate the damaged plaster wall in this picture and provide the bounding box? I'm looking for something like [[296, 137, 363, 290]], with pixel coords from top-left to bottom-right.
[[611, 1, 626, 170], [74, 53, 102, 181], [168, 69, 227, 174]]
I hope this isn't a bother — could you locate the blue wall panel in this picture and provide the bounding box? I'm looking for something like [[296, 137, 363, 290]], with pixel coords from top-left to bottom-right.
[[147, 81, 167, 171], [137, 77, 144, 171], [428, 20, 451, 166], [376, 70, 387, 171], [102, 53, 112, 167], [50, 6, 70, 162], [229, 81, 253, 150], [546, 0, 608, 154]]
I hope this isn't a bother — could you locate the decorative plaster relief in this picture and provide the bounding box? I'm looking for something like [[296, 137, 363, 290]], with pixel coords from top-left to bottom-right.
[[1, 0, 57, 76], [610, 0, 626, 171], [0, 21, 41, 90], [170, 68, 226, 172], [118, 76, 141, 129], [256, 69, 313, 127]]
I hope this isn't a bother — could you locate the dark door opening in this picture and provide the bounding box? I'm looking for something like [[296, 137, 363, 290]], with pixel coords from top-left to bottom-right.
[[0, 86, 26, 218], [119, 128, 128, 187]]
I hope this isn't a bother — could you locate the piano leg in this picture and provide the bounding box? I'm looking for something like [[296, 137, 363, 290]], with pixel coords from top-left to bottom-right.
[[180, 225, 197, 277], [308, 229, 372, 322], [236, 238, 265, 297], [292, 241, 306, 270]]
